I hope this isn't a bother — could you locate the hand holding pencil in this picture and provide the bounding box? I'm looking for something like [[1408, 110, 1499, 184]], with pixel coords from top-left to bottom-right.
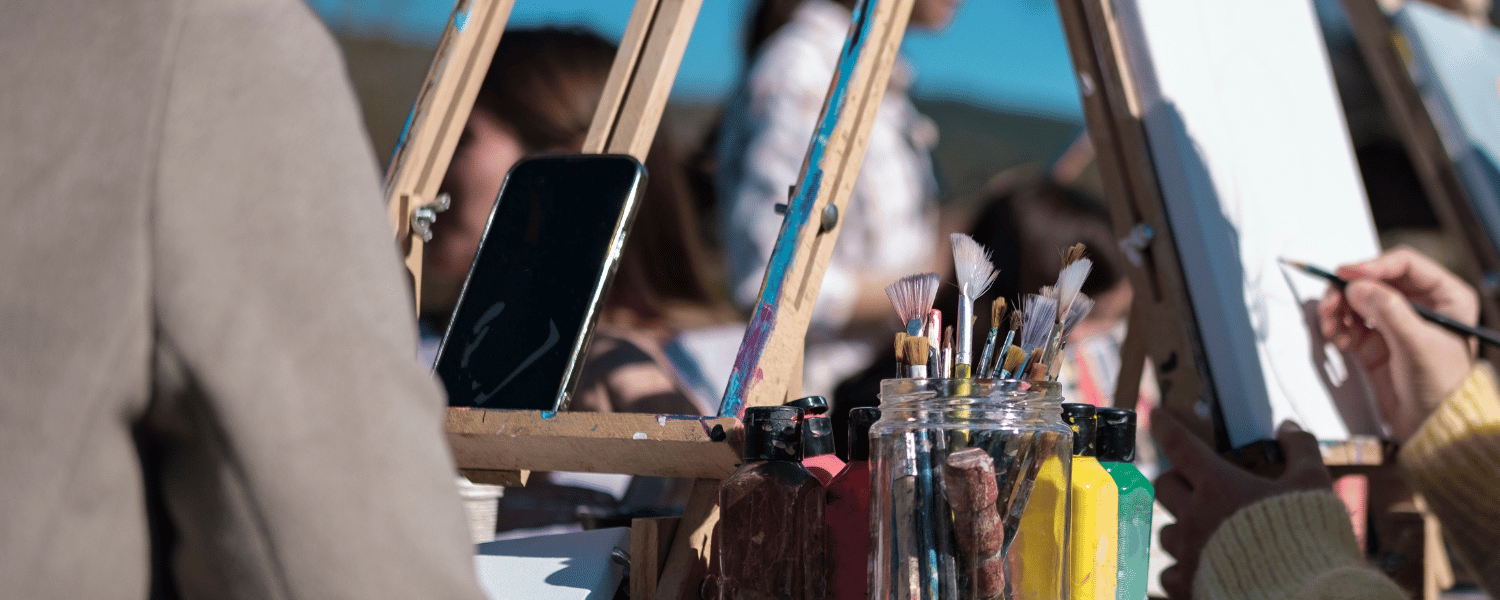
[[1308, 247, 1477, 442]]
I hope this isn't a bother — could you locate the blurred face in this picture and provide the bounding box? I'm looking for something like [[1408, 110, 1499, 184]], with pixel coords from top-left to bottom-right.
[[910, 0, 961, 30], [424, 109, 526, 312]]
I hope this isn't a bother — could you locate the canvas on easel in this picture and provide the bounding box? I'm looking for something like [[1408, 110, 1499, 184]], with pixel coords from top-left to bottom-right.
[[1053, 0, 1455, 596], [1107, 0, 1387, 447]]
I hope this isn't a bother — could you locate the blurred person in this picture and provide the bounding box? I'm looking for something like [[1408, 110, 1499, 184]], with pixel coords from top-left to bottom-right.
[[1153, 247, 1500, 598], [421, 27, 738, 536], [716, 0, 960, 398], [0, 0, 488, 598]]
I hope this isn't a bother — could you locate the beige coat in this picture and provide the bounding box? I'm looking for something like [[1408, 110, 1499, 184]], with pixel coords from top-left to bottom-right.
[[0, 0, 487, 598]]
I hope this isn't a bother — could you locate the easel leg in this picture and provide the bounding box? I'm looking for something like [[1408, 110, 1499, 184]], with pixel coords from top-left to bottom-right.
[[1367, 470, 1453, 600], [653, 478, 720, 600], [1113, 305, 1148, 411], [1417, 495, 1454, 600], [631, 516, 681, 600]]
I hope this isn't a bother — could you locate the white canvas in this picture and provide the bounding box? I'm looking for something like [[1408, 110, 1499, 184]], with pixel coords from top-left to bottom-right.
[[1112, 0, 1386, 445], [474, 527, 630, 600]]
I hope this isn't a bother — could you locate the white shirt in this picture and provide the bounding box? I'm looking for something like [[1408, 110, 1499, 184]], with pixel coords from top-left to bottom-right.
[[716, 0, 941, 392]]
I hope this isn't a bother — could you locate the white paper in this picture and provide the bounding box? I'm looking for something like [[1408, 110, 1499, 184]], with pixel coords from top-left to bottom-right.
[[474, 527, 629, 600], [1113, 0, 1385, 445]]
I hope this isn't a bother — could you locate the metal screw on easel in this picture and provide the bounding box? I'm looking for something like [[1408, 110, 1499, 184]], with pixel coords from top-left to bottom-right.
[[610, 547, 631, 578], [410, 193, 452, 242]]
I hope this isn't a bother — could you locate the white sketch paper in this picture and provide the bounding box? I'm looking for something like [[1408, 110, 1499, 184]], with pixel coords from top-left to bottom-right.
[[1113, 0, 1386, 445]]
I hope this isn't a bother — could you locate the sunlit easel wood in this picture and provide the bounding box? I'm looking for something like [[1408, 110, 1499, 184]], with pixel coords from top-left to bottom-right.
[[383, 0, 514, 311]]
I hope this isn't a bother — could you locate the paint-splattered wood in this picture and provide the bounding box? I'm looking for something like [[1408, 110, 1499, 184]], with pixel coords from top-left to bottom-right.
[[382, 0, 515, 311], [445, 408, 740, 479], [653, 1, 917, 598], [1054, 0, 1216, 445], [717, 0, 916, 419]]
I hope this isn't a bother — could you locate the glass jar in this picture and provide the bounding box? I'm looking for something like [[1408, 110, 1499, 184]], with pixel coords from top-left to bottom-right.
[[870, 379, 1073, 600]]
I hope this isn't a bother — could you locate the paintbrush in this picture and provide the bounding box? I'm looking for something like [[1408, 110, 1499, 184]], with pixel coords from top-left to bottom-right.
[[1044, 247, 1093, 380], [992, 308, 1022, 378], [1016, 294, 1058, 381], [978, 298, 1006, 379], [952, 234, 999, 379], [942, 326, 955, 379], [1062, 293, 1094, 338], [1281, 258, 1500, 348], [906, 337, 931, 378], [1002, 431, 1065, 554], [1039, 293, 1095, 381], [998, 345, 1026, 380], [894, 331, 908, 378], [926, 309, 942, 377], [886, 272, 941, 338]]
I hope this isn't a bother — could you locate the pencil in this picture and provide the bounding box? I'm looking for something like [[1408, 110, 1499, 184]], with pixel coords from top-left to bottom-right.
[[1281, 258, 1500, 348]]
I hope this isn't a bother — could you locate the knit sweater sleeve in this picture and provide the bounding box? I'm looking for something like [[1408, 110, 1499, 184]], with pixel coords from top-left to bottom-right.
[[1398, 362, 1500, 596], [1194, 491, 1406, 600]]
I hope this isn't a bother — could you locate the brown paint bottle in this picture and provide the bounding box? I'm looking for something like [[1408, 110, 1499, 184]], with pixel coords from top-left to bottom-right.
[[717, 406, 826, 600]]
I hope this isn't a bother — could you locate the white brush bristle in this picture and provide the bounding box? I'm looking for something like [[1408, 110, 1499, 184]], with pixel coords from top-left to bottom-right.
[[1063, 293, 1094, 336], [950, 233, 998, 299], [884, 272, 941, 326], [1053, 258, 1093, 320], [1020, 294, 1058, 353]]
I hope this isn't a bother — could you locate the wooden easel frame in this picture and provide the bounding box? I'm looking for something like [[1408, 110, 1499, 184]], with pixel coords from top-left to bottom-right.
[[384, 0, 916, 597], [384, 0, 515, 311], [1051, 0, 1215, 443], [1052, 0, 1452, 596]]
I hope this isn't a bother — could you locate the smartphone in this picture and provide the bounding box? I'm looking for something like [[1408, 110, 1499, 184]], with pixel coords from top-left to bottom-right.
[[435, 154, 647, 410]]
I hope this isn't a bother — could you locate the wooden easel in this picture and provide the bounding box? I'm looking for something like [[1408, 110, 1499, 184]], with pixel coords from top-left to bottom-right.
[[384, 0, 916, 597], [1051, 0, 1450, 597]]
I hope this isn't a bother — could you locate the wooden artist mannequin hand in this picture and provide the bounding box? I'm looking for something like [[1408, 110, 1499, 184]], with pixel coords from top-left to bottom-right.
[[1317, 246, 1478, 442], [1153, 414, 1333, 599]]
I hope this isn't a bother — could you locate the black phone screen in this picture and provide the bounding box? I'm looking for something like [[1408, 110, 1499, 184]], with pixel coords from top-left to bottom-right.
[[434, 155, 646, 410]]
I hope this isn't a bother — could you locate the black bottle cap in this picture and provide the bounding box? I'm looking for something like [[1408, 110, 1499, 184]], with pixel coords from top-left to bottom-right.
[[742, 406, 803, 462], [786, 396, 834, 458], [1061, 403, 1098, 457], [846, 407, 881, 461], [787, 396, 829, 415], [1095, 408, 1137, 463]]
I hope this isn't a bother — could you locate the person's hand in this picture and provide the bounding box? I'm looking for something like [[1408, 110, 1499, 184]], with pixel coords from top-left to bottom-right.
[[1153, 413, 1333, 599], [1317, 246, 1476, 442]]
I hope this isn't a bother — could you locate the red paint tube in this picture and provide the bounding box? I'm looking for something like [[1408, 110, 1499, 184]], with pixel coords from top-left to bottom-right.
[[826, 407, 880, 600]]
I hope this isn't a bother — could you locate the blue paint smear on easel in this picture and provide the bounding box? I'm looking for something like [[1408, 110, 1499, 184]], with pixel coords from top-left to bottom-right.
[[718, 0, 880, 418], [386, 106, 418, 175], [383, 1, 469, 173], [453, 5, 471, 31]]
